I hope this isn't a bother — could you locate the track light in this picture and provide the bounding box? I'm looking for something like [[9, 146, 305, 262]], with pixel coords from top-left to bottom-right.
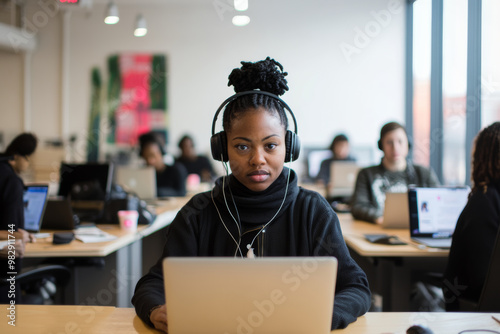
[[104, 1, 119, 25], [234, 0, 248, 11], [134, 14, 147, 37], [232, 15, 250, 26]]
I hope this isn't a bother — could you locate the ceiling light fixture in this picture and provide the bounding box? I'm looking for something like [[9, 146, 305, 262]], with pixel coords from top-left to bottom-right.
[[134, 14, 148, 37], [104, 1, 119, 25], [232, 15, 250, 26], [234, 0, 248, 11]]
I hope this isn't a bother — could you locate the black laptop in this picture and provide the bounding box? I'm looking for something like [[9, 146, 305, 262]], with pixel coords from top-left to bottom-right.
[[42, 197, 80, 230], [408, 186, 470, 248]]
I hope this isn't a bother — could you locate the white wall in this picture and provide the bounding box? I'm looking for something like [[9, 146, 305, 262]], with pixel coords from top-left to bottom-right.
[[0, 0, 405, 177]]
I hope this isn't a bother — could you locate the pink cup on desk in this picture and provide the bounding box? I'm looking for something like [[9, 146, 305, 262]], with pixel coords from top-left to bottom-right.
[[118, 210, 139, 232]]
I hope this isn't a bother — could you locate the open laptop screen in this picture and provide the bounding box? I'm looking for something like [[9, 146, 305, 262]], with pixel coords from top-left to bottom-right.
[[23, 184, 49, 233], [409, 187, 470, 238]]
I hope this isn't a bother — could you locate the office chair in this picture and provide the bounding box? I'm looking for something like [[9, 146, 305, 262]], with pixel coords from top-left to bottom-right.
[[0, 264, 71, 305], [457, 227, 500, 312]]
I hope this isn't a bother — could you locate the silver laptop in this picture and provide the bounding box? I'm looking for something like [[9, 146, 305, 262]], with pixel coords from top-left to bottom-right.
[[328, 161, 360, 198], [163, 257, 338, 334], [116, 166, 156, 200], [409, 186, 470, 248], [382, 192, 409, 229]]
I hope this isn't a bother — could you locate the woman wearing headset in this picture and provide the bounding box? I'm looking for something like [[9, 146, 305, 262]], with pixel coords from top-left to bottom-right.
[[350, 122, 440, 224], [132, 58, 371, 332]]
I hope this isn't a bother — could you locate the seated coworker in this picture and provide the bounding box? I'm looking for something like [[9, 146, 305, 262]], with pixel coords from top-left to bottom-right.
[[443, 122, 500, 310], [316, 133, 356, 185], [139, 132, 187, 197], [175, 134, 215, 183], [132, 58, 371, 332], [0, 133, 38, 303], [350, 122, 439, 224]]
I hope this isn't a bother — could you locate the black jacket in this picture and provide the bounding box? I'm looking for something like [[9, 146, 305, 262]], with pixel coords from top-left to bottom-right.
[[0, 161, 24, 231], [132, 168, 371, 330]]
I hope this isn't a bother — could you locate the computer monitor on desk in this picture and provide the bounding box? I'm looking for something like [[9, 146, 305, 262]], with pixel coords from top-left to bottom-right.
[[58, 162, 114, 221]]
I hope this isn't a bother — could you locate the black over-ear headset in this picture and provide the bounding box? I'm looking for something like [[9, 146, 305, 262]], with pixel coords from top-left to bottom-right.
[[210, 91, 300, 163]]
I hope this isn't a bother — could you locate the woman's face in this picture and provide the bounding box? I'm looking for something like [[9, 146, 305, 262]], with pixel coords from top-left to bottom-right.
[[141, 143, 165, 171], [226, 107, 286, 192]]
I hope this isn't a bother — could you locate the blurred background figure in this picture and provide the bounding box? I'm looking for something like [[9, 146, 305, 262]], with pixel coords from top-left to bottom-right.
[[0, 132, 38, 303], [316, 134, 355, 186], [139, 132, 187, 197], [175, 134, 215, 183]]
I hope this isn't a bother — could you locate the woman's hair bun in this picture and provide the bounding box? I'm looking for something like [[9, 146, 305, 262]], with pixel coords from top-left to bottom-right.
[[227, 57, 289, 96]]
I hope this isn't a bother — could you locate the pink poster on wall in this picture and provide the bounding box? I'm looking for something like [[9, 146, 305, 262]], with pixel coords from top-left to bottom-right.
[[108, 53, 167, 146]]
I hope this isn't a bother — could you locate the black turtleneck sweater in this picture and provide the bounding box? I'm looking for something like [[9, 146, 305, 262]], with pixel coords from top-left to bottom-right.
[[132, 168, 371, 330]]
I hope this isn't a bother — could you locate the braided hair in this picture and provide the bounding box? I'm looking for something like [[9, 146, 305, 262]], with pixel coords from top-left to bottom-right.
[[471, 121, 500, 194], [223, 57, 289, 132]]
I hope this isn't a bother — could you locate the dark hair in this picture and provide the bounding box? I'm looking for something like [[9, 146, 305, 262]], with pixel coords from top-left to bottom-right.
[[330, 134, 349, 152], [380, 122, 407, 141], [471, 122, 500, 194], [5, 133, 38, 157], [178, 134, 194, 149], [138, 132, 166, 156], [223, 57, 289, 132]]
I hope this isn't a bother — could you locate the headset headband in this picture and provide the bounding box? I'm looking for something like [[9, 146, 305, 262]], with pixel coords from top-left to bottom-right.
[[211, 90, 298, 135]]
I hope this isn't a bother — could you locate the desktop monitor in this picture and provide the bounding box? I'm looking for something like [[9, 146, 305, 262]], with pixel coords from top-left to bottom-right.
[[58, 162, 114, 201]]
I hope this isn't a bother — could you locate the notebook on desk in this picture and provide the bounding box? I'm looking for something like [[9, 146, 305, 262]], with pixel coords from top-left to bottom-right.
[[382, 192, 409, 229], [163, 257, 338, 334], [409, 186, 470, 248], [23, 184, 50, 233]]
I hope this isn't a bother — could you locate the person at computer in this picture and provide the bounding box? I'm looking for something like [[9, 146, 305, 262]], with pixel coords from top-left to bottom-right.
[[316, 133, 355, 186], [443, 121, 500, 311], [350, 122, 439, 224], [138, 132, 188, 197], [132, 57, 371, 332], [175, 134, 215, 183], [0, 133, 38, 303]]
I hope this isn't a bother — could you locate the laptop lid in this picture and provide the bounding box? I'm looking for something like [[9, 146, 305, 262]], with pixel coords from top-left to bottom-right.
[[42, 198, 79, 230], [328, 161, 360, 197], [23, 184, 49, 233], [163, 257, 337, 334], [116, 166, 156, 200], [382, 192, 409, 229], [409, 187, 470, 239]]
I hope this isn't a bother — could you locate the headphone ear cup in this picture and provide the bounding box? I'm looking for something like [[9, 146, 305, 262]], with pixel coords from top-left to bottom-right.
[[285, 130, 300, 162], [211, 131, 228, 162], [377, 139, 383, 151]]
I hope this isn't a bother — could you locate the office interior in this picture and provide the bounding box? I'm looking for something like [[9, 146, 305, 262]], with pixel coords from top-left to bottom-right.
[[1, 0, 500, 322]]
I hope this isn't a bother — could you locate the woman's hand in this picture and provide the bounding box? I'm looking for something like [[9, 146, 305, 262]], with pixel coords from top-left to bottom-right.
[[150, 304, 168, 333], [0, 239, 25, 258], [17, 228, 36, 244]]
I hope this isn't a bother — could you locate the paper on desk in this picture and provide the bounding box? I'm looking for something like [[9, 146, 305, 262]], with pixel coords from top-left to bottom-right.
[[73, 227, 117, 243]]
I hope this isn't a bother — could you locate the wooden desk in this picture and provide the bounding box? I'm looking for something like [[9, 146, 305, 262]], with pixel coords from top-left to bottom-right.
[[2, 305, 499, 333], [22, 196, 190, 308], [338, 213, 449, 312]]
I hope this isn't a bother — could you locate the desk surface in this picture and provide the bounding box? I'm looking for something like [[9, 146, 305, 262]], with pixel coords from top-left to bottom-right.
[[337, 213, 449, 258], [2, 305, 500, 333], [25, 196, 190, 258]]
